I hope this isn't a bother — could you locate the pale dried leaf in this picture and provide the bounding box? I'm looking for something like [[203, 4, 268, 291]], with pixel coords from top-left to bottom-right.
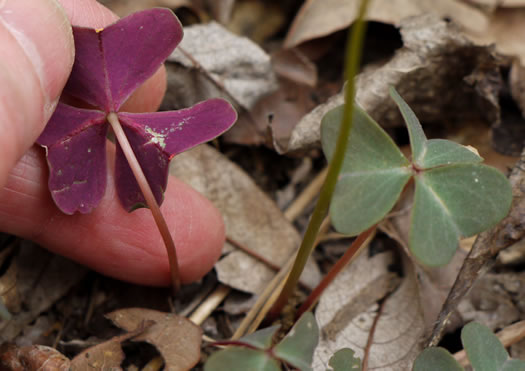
[[170, 145, 321, 294], [510, 60, 525, 119], [469, 0, 525, 8], [464, 8, 525, 65], [272, 48, 317, 87], [286, 14, 501, 153], [0, 243, 87, 342], [165, 21, 277, 110], [205, 0, 235, 24], [0, 259, 19, 316], [314, 251, 424, 371], [284, 0, 487, 48], [106, 308, 202, 371], [71, 337, 126, 371]]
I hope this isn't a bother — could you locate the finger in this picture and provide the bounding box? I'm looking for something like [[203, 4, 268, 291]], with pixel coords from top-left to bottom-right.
[[0, 146, 225, 286], [57, 0, 167, 113], [0, 0, 74, 188]]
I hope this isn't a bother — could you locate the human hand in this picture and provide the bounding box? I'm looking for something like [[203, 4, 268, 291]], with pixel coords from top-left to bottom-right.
[[0, 0, 225, 285]]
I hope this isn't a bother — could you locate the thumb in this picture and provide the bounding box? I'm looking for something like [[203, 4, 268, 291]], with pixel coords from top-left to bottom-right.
[[0, 0, 74, 188]]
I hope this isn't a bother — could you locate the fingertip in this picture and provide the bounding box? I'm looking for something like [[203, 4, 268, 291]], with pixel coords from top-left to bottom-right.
[[0, 0, 74, 187], [0, 148, 225, 286]]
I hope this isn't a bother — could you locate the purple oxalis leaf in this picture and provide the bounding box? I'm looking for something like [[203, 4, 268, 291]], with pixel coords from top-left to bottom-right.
[[37, 8, 237, 215]]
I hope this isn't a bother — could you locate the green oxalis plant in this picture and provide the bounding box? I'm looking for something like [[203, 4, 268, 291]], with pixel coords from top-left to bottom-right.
[[322, 87, 513, 266], [414, 322, 525, 371], [205, 312, 319, 371], [204, 312, 362, 370]]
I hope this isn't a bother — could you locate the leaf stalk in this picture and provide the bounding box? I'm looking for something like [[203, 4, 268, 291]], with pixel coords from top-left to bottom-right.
[[107, 112, 181, 294]]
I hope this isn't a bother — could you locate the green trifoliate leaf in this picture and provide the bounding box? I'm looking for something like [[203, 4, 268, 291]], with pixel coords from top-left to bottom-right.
[[273, 312, 319, 371], [413, 347, 464, 371], [321, 104, 411, 236], [204, 347, 280, 371], [411, 164, 512, 265], [327, 348, 361, 371]]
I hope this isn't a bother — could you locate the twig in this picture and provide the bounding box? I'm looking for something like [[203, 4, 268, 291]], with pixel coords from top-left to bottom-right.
[[189, 284, 231, 326], [284, 166, 328, 222]]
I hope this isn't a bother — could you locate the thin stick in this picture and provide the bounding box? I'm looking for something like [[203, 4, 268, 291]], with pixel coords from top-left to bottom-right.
[[189, 284, 231, 325], [107, 112, 181, 294], [295, 225, 376, 320], [284, 167, 328, 222]]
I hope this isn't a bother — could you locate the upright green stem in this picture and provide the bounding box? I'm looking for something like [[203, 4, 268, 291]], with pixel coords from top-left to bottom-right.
[[107, 112, 181, 294], [265, 0, 370, 323]]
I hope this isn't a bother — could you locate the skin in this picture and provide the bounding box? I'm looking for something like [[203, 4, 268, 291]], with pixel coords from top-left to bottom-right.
[[0, 0, 225, 286]]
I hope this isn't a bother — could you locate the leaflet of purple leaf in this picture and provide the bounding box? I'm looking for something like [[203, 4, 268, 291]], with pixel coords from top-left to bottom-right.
[[37, 8, 237, 214]]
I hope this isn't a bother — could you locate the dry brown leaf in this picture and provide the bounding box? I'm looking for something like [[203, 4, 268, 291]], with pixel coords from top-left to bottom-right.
[[469, 0, 525, 8], [0, 343, 70, 371], [166, 21, 277, 110], [163, 21, 277, 145], [70, 332, 139, 371], [106, 308, 202, 371], [286, 14, 501, 153], [0, 257, 20, 317], [284, 0, 487, 48], [226, 0, 285, 43], [0, 244, 87, 342], [272, 48, 318, 87], [465, 8, 525, 65], [313, 250, 424, 370], [205, 0, 236, 24], [170, 145, 321, 294]]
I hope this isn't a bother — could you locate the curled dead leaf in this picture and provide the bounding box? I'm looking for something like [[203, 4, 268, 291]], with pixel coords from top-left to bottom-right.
[[286, 14, 502, 153], [314, 250, 424, 370], [106, 308, 202, 371], [170, 145, 321, 294]]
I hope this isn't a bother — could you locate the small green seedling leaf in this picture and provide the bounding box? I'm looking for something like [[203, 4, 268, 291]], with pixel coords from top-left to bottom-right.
[[413, 347, 464, 371], [205, 313, 318, 371], [327, 348, 362, 371], [321, 104, 411, 236], [204, 347, 281, 371], [273, 312, 319, 371]]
